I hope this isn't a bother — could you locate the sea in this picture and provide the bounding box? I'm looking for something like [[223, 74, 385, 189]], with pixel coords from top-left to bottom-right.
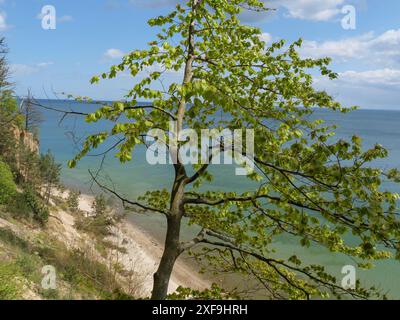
[[37, 99, 400, 298]]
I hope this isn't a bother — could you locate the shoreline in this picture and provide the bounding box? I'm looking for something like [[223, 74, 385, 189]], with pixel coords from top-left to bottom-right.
[[116, 215, 210, 295], [54, 189, 210, 296]]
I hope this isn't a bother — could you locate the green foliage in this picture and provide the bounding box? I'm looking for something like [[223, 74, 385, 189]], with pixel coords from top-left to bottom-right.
[[0, 37, 11, 90], [16, 254, 41, 279], [75, 213, 115, 239], [0, 125, 18, 171], [0, 90, 24, 128], [9, 187, 49, 225], [66, 190, 81, 212], [39, 150, 62, 203], [102, 288, 135, 300], [0, 262, 22, 300], [20, 94, 43, 137], [39, 289, 60, 300], [69, 0, 400, 299], [76, 195, 116, 240], [0, 39, 25, 171], [92, 194, 108, 217], [7, 192, 31, 220], [168, 284, 239, 300], [0, 227, 30, 251], [22, 187, 49, 225], [38, 245, 127, 298], [0, 159, 17, 205], [0, 227, 133, 300], [39, 150, 61, 187]]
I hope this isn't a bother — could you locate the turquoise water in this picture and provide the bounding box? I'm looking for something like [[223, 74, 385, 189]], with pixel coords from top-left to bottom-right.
[[38, 100, 400, 298]]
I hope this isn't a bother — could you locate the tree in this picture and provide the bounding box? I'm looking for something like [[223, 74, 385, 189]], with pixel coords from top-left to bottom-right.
[[20, 90, 43, 137], [91, 194, 108, 217], [0, 92, 22, 167], [68, 0, 400, 300], [0, 38, 23, 168], [20, 186, 50, 225], [0, 38, 18, 127], [39, 150, 62, 203], [66, 190, 81, 213], [0, 159, 17, 205], [0, 38, 20, 126], [0, 37, 11, 91]]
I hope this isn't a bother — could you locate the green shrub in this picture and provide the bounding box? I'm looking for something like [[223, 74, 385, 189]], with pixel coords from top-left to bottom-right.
[[16, 254, 41, 281], [7, 192, 31, 219], [0, 160, 17, 205], [23, 188, 49, 225], [75, 214, 115, 239], [0, 227, 30, 251], [8, 187, 49, 225], [0, 263, 22, 300], [66, 190, 80, 212], [92, 194, 107, 216], [168, 284, 239, 300], [39, 288, 59, 300], [102, 288, 134, 300], [38, 245, 116, 295]]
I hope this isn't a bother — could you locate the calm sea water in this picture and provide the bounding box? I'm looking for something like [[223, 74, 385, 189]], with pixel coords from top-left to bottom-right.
[[38, 99, 400, 298]]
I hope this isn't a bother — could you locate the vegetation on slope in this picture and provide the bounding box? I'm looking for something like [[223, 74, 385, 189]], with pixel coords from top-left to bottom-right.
[[0, 37, 136, 300]]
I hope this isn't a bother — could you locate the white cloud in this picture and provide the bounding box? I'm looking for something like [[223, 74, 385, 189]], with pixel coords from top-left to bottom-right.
[[0, 11, 10, 31], [129, 0, 346, 22], [300, 29, 400, 66], [273, 0, 345, 21], [339, 69, 400, 87], [313, 68, 400, 109], [239, 0, 349, 22], [10, 64, 38, 76], [10, 62, 54, 76], [59, 15, 73, 23], [130, 0, 180, 8], [260, 32, 272, 44], [104, 48, 125, 60], [36, 62, 54, 68]]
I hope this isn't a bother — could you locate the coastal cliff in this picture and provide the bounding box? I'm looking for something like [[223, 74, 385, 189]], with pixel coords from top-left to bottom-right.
[[0, 188, 208, 299], [12, 125, 39, 155], [11, 125, 40, 181]]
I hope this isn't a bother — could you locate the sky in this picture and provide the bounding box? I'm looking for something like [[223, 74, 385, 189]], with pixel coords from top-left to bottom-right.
[[0, 0, 399, 109]]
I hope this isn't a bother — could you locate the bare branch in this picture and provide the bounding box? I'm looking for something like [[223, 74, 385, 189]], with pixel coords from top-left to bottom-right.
[[88, 169, 168, 215], [180, 228, 206, 251], [199, 229, 368, 300]]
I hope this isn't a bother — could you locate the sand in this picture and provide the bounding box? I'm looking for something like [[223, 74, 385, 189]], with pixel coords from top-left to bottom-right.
[[51, 189, 209, 297]]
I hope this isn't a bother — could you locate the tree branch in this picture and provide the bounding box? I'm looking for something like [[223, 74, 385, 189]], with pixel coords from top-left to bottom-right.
[[180, 228, 206, 251], [199, 229, 368, 300], [88, 170, 168, 215]]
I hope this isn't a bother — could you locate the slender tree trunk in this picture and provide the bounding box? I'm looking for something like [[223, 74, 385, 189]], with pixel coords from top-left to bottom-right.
[[151, 0, 201, 300], [151, 214, 182, 300], [151, 166, 186, 300]]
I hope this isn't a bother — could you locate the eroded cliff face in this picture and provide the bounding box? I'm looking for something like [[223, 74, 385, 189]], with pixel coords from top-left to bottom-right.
[[12, 126, 39, 155], [11, 125, 40, 181]]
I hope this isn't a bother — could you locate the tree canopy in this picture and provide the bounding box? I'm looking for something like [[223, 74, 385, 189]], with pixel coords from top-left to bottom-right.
[[0, 37, 11, 91], [68, 0, 400, 300]]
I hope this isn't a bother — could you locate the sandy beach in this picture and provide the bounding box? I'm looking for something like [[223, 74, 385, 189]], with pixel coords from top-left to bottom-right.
[[50, 189, 210, 297]]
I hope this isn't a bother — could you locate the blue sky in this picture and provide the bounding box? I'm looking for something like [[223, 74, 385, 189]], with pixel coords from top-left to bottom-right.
[[0, 0, 399, 109]]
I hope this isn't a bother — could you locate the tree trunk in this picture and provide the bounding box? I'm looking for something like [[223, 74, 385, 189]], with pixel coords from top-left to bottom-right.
[[151, 0, 200, 300], [151, 165, 186, 300], [151, 214, 182, 300]]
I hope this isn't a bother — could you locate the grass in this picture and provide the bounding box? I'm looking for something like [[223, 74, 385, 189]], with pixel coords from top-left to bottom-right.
[[0, 262, 23, 299], [0, 227, 31, 251], [0, 227, 134, 300]]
